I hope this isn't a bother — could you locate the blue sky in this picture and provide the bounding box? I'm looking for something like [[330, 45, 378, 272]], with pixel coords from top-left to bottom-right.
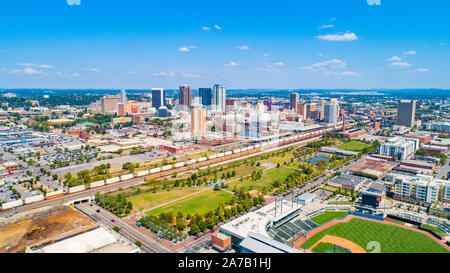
[[0, 0, 449, 89]]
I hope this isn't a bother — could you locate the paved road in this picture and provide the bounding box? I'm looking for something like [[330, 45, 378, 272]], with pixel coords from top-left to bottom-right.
[[75, 202, 170, 253], [436, 156, 449, 179]]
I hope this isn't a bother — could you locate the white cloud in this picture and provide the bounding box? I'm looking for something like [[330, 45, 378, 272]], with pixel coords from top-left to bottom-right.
[[237, 45, 250, 50], [154, 72, 175, 77], [390, 62, 411, 68], [17, 63, 53, 68], [387, 56, 402, 62], [178, 45, 197, 52], [300, 59, 347, 71], [300, 59, 359, 77], [128, 71, 137, 74], [66, 0, 81, 6], [316, 32, 358, 42], [416, 68, 429, 72], [330, 17, 336, 21], [367, 0, 381, 6], [326, 71, 360, 77], [11, 67, 44, 75], [70, 73, 80, 77], [84, 67, 101, 72], [56, 72, 79, 78], [263, 53, 269, 57], [318, 24, 334, 29], [273, 62, 284, 66], [202, 26, 211, 31], [225, 61, 238, 67], [214, 25, 221, 30], [181, 73, 203, 78], [318, 53, 323, 57], [403, 50, 416, 55]]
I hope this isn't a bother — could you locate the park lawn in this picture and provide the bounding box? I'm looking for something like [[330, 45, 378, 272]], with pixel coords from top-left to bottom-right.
[[146, 189, 234, 217], [265, 151, 294, 165], [129, 188, 203, 211], [338, 141, 369, 152], [306, 218, 449, 253], [231, 167, 296, 192], [310, 211, 348, 225]]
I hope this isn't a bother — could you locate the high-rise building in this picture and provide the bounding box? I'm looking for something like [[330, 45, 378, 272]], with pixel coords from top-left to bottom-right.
[[213, 84, 226, 111], [378, 137, 419, 160], [179, 85, 192, 107], [101, 95, 121, 114], [151, 88, 165, 109], [396, 99, 416, 127], [120, 89, 127, 104], [290, 93, 299, 111], [324, 101, 339, 124], [191, 107, 206, 135], [199, 88, 212, 106]]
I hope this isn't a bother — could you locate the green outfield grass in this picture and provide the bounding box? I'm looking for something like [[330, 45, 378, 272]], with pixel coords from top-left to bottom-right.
[[312, 243, 351, 253], [129, 188, 203, 211], [421, 224, 447, 237], [338, 141, 369, 152], [306, 218, 449, 253], [310, 211, 348, 225], [146, 189, 234, 217]]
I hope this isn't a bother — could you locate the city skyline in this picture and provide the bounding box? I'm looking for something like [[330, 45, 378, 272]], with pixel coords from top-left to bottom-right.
[[1, 0, 449, 89]]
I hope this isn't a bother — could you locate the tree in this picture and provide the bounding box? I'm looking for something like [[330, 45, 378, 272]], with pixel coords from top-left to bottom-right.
[[135, 241, 142, 247], [112, 226, 120, 233], [190, 224, 200, 235], [214, 184, 220, 191]]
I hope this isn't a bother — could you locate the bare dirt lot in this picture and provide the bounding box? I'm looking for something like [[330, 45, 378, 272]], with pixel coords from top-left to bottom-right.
[[0, 205, 97, 253]]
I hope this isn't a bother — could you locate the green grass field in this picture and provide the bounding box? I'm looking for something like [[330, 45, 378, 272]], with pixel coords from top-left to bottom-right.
[[310, 211, 348, 225], [231, 167, 296, 191], [146, 189, 234, 217], [129, 188, 203, 211], [338, 141, 369, 152], [306, 218, 449, 253]]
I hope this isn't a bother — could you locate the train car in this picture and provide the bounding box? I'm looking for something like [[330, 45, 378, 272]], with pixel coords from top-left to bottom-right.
[[90, 180, 105, 188], [207, 154, 217, 160], [217, 153, 225, 158], [197, 157, 207, 162], [45, 190, 64, 199], [174, 162, 185, 168], [187, 159, 197, 165], [232, 149, 241, 154], [24, 194, 44, 204], [247, 145, 254, 150], [136, 170, 150, 177], [241, 147, 248, 152], [1, 199, 23, 210], [149, 167, 161, 174], [224, 151, 232, 156], [106, 177, 120, 184], [68, 185, 86, 193], [161, 165, 173, 171], [120, 173, 134, 181]]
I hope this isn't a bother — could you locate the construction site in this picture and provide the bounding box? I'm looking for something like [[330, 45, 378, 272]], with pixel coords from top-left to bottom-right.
[[0, 205, 97, 253]]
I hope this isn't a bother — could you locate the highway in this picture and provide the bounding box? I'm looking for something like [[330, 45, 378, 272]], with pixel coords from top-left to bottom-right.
[[75, 202, 170, 253]]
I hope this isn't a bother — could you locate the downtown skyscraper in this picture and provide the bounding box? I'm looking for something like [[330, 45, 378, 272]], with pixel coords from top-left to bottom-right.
[[199, 88, 212, 106], [151, 88, 165, 109], [213, 84, 226, 112], [396, 99, 416, 127], [179, 85, 192, 107]]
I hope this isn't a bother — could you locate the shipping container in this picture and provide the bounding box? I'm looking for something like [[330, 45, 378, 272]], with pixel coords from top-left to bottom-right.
[[136, 170, 149, 177], [68, 185, 86, 193], [106, 177, 120, 184], [1, 199, 23, 210], [90, 180, 105, 188], [24, 194, 45, 204], [149, 167, 161, 174], [120, 174, 134, 181], [46, 190, 64, 199]]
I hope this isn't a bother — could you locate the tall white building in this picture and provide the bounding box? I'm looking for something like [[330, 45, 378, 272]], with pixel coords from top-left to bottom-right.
[[213, 84, 226, 112], [324, 101, 339, 124], [378, 137, 419, 160], [120, 89, 127, 104]]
